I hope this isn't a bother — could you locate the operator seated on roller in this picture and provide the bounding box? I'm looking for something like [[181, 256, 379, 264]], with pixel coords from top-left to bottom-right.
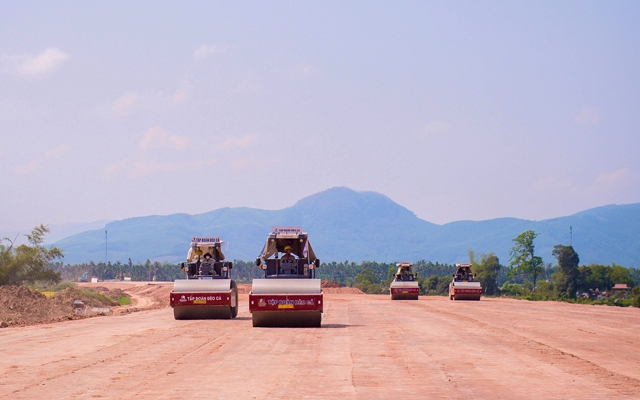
[[199, 253, 216, 276], [460, 269, 469, 281], [279, 245, 297, 274]]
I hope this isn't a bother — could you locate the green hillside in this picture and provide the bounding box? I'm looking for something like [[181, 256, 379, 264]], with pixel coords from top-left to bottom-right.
[[54, 187, 640, 267]]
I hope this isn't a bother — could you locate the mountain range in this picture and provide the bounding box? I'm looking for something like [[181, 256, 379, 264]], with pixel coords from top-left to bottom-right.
[[52, 187, 640, 267]]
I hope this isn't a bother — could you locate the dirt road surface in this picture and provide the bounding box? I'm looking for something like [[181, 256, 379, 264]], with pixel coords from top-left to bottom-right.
[[1, 283, 639, 399]]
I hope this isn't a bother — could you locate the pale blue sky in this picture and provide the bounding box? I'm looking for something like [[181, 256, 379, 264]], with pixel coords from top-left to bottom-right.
[[1, 1, 639, 232]]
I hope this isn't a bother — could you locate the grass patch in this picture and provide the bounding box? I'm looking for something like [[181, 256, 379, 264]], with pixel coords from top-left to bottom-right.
[[33, 282, 78, 298], [117, 296, 131, 306], [52, 286, 119, 307], [79, 288, 118, 306], [30, 282, 131, 307]]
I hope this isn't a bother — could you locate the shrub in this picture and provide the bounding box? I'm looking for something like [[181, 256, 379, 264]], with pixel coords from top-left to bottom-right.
[[632, 287, 640, 308], [500, 282, 527, 297]]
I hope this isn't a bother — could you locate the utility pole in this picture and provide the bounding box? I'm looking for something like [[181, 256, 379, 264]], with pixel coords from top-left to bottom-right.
[[570, 226, 572, 247], [105, 229, 108, 264]]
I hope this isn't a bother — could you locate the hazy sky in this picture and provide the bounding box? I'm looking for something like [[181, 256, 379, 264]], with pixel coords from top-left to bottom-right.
[[1, 1, 639, 232]]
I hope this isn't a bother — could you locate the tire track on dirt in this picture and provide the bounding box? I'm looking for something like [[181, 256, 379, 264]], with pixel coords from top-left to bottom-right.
[[3, 293, 639, 399], [410, 299, 640, 397], [10, 319, 206, 396]]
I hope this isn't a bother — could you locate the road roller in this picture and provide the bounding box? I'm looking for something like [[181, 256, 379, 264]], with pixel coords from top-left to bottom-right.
[[170, 237, 239, 319], [249, 227, 322, 327], [449, 263, 482, 300], [390, 261, 420, 300]]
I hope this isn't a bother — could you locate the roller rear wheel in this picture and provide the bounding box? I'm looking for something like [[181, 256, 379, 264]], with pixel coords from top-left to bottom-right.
[[230, 280, 239, 319]]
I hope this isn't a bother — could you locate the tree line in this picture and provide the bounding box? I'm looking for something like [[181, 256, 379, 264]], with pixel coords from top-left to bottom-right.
[[2, 226, 639, 307], [502, 230, 637, 299]]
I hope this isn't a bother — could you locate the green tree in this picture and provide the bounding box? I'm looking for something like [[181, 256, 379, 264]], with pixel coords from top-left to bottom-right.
[[355, 267, 376, 285], [423, 275, 450, 295], [353, 267, 385, 294], [508, 230, 544, 291], [469, 249, 501, 295], [0, 225, 63, 286], [552, 244, 580, 298], [632, 286, 640, 308], [386, 265, 397, 286], [609, 264, 634, 287], [628, 268, 640, 286], [576, 263, 635, 292], [424, 274, 441, 292], [579, 264, 610, 291]]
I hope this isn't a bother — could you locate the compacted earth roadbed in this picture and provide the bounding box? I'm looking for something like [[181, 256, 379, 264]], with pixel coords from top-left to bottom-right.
[[1, 291, 640, 399]]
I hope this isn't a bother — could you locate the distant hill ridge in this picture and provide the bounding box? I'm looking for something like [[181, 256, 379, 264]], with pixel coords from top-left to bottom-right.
[[54, 187, 640, 267]]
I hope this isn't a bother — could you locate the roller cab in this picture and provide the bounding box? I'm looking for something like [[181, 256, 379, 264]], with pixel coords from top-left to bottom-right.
[[171, 236, 239, 319], [390, 262, 420, 300], [449, 263, 482, 300], [250, 227, 322, 327]]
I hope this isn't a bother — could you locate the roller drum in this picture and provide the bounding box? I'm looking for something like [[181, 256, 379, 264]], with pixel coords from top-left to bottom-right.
[[390, 280, 419, 300], [450, 281, 482, 301], [173, 279, 232, 293], [171, 279, 237, 319], [251, 278, 321, 295]]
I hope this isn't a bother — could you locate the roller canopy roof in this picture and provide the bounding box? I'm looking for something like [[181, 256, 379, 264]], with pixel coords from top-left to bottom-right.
[[258, 232, 317, 261], [395, 262, 415, 276], [186, 240, 225, 262]]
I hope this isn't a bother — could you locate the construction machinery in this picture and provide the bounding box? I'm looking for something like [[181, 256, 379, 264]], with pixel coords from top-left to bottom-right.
[[78, 272, 89, 282], [449, 263, 482, 300], [390, 261, 420, 300], [170, 237, 239, 319], [249, 227, 322, 327]]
